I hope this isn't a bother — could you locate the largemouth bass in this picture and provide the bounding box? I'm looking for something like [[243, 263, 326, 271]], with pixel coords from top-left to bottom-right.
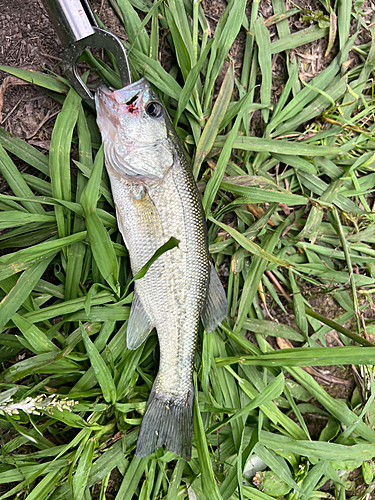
[[95, 78, 227, 460]]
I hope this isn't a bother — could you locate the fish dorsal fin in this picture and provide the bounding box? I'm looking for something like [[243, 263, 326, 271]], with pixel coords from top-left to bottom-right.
[[201, 263, 228, 333], [127, 292, 154, 350]]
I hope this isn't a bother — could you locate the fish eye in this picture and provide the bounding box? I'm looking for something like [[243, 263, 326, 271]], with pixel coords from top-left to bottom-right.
[[145, 101, 164, 118]]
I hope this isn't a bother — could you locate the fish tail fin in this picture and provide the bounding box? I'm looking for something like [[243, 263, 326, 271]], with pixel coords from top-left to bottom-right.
[[135, 382, 194, 461]]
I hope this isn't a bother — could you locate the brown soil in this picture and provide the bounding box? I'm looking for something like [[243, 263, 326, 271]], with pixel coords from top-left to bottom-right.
[[0, 0, 62, 150]]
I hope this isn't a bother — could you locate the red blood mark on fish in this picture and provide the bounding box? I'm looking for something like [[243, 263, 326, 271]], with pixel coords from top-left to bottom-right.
[[126, 103, 138, 114]]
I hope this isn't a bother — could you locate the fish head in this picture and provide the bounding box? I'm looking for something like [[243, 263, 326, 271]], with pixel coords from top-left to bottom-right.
[[95, 79, 174, 180]]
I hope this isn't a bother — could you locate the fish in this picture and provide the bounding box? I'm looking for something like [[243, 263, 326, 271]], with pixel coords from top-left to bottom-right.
[[95, 78, 227, 461]]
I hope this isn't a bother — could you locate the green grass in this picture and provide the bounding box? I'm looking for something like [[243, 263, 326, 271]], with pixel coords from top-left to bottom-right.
[[0, 0, 375, 498]]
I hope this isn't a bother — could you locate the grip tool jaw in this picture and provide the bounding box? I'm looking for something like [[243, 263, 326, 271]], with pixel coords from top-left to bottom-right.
[[41, 0, 132, 108]]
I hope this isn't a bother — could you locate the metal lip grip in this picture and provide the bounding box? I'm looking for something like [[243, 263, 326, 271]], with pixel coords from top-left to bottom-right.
[[41, 0, 132, 107]]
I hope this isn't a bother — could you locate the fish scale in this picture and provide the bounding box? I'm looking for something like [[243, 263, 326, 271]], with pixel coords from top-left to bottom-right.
[[95, 78, 228, 460]]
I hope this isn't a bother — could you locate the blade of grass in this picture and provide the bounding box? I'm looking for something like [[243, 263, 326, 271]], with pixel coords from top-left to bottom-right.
[[329, 207, 361, 332], [203, 111, 243, 213], [253, 443, 301, 493], [0, 255, 55, 332], [236, 212, 303, 331], [193, 373, 223, 500], [289, 270, 308, 341], [216, 346, 375, 368], [214, 135, 345, 157], [64, 106, 92, 302], [173, 39, 214, 127], [129, 47, 183, 102], [49, 88, 81, 238], [119, 236, 180, 301], [0, 65, 69, 94], [80, 146, 119, 294], [117, 0, 150, 54], [149, 4, 159, 61], [72, 437, 96, 500], [165, 5, 192, 80], [0, 127, 49, 176], [80, 322, 117, 404], [242, 319, 304, 341], [166, 459, 185, 499], [337, 0, 351, 50], [219, 182, 306, 205], [0, 231, 87, 281], [0, 144, 45, 215], [261, 433, 375, 463], [254, 17, 271, 123], [208, 216, 291, 268], [114, 457, 150, 500], [270, 25, 329, 53], [305, 307, 374, 347], [193, 62, 234, 178], [203, 0, 247, 109], [22, 291, 113, 324]]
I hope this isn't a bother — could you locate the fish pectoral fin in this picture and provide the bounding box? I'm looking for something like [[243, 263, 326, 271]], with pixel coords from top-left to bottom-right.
[[114, 188, 164, 251], [201, 262, 228, 333], [127, 293, 154, 350], [132, 187, 164, 242]]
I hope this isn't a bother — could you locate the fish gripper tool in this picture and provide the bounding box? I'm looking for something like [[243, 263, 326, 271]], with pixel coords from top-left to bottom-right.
[[41, 0, 132, 107]]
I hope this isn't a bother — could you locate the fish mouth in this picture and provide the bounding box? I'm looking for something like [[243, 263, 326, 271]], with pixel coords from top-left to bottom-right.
[[96, 78, 149, 108]]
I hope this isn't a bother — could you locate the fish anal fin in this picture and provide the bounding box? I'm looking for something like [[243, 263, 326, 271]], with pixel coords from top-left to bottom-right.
[[127, 293, 154, 350], [201, 263, 228, 333]]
